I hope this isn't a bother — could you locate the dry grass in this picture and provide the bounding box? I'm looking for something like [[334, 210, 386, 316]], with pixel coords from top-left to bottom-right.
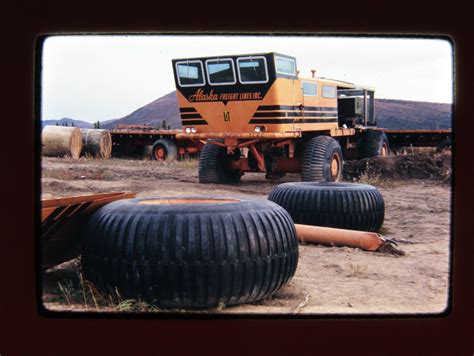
[[346, 263, 369, 278], [42, 259, 162, 313]]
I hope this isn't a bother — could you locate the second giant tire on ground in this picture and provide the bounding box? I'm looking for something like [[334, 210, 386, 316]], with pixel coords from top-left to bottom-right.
[[301, 136, 343, 182], [151, 139, 178, 161], [268, 182, 385, 232], [81, 197, 298, 309]]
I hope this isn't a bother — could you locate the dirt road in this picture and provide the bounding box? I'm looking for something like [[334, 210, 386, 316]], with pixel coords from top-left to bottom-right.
[[41, 156, 451, 314]]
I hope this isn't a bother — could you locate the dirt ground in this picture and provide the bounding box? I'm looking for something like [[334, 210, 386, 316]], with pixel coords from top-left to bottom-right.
[[41, 154, 451, 315]]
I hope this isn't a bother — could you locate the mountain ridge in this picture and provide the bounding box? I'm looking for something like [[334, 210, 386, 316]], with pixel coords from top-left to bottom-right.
[[44, 91, 452, 130]]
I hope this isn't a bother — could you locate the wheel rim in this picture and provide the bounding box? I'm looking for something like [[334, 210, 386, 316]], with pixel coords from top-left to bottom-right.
[[154, 146, 166, 160], [380, 143, 388, 157], [330, 154, 341, 180]]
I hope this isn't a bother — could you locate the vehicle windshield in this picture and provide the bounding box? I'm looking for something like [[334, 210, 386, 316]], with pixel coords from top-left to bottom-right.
[[176, 61, 205, 87], [237, 57, 268, 83], [206, 59, 236, 85]]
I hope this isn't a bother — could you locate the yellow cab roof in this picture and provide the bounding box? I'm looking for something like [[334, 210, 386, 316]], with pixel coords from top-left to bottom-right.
[[299, 76, 376, 92]]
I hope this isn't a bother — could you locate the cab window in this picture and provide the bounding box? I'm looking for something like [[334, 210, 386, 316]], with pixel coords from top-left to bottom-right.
[[322, 85, 337, 98], [276, 56, 296, 76], [302, 82, 317, 96], [206, 59, 236, 85], [176, 60, 205, 87], [237, 56, 268, 84]]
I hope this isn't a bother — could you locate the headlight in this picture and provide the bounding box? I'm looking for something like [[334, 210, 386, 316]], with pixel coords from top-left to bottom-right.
[[185, 127, 191, 133], [254, 126, 262, 133], [191, 127, 197, 133]]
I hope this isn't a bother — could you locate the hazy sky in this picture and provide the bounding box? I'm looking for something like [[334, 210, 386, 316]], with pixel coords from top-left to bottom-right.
[[41, 35, 453, 123]]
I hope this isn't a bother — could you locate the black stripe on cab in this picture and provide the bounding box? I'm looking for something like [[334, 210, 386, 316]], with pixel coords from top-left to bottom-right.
[[253, 112, 288, 118], [303, 106, 338, 112], [250, 118, 337, 124], [257, 105, 338, 112], [253, 111, 337, 118], [292, 112, 338, 118], [179, 107, 197, 113], [181, 120, 208, 125], [180, 113, 203, 119], [257, 105, 298, 111]]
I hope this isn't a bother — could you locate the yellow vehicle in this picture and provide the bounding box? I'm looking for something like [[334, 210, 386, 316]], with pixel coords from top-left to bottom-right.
[[172, 52, 389, 183]]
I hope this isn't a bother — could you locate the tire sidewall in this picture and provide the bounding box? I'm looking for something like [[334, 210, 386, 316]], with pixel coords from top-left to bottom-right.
[[323, 139, 343, 182], [302, 136, 344, 182], [152, 139, 178, 161]]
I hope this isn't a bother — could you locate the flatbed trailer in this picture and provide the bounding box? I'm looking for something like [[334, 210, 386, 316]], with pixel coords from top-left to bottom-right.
[[109, 127, 452, 160], [374, 129, 451, 149], [110, 125, 201, 160]]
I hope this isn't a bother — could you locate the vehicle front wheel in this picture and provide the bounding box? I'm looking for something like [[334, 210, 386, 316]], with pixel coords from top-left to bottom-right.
[[198, 141, 241, 183]]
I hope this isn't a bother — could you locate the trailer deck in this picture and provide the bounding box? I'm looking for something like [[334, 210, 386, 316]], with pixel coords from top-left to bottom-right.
[[374, 129, 452, 148], [109, 126, 452, 159]]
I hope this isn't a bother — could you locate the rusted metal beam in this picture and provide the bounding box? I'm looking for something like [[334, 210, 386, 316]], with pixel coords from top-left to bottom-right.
[[330, 128, 356, 137], [41, 192, 136, 270], [175, 131, 302, 140], [249, 144, 266, 172]]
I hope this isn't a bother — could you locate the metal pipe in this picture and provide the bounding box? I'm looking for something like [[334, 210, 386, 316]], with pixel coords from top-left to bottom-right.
[[295, 224, 384, 251], [176, 132, 302, 140]]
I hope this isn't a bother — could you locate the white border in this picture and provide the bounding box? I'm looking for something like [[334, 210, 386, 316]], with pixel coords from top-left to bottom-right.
[[175, 60, 206, 87], [301, 81, 318, 97], [236, 56, 269, 84], [275, 56, 296, 76], [205, 58, 237, 86], [322, 85, 337, 98]]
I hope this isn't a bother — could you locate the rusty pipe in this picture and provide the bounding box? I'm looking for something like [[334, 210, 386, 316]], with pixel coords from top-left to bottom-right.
[[295, 224, 384, 251], [249, 144, 266, 172], [175, 132, 302, 140]]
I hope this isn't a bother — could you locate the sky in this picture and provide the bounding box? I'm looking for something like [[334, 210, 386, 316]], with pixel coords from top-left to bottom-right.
[[41, 35, 453, 123]]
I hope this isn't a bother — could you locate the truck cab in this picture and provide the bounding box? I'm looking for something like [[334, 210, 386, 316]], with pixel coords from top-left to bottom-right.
[[172, 53, 382, 183]]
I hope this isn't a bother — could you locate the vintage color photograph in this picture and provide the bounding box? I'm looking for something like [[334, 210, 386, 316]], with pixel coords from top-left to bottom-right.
[[39, 35, 452, 314]]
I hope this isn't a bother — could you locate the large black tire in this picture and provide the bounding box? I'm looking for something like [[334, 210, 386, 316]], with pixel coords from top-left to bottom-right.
[[151, 139, 178, 161], [358, 130, 390, 158], [81, 197, 298, 309], [199, 141, 241, 183], [268, 182, 385, 232], [301, 136, 343, 182]]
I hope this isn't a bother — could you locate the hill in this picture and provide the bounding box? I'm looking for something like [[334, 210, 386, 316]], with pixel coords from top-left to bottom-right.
[[102, 92, 180, 129], [375, 99, 452, 129], [41, 118, 94, 129], [102, 92, 454, 130]]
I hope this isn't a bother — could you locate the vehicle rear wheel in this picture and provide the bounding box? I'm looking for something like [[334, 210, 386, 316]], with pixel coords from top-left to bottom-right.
[[199, 141, 241, 184], [268, 182, 385, 232], [301, 136, 343, 182], [358, 130, 390, 158], [81, 197, 299, 309], [151, 139, 178, 161]]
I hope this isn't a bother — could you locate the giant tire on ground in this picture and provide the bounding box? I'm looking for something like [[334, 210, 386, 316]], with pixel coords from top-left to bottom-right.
[[199, 141, 241, 183], [268, 182, 385, 232], [301, 135, 343, 182], [81, 197, 299, 309], [151, 139, 178, 161], [358, 130, 390, 158]]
